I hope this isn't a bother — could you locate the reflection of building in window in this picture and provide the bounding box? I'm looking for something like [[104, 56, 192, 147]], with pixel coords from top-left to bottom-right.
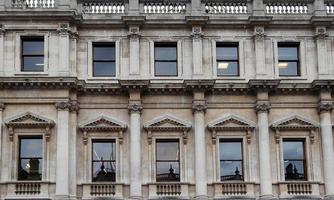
[[92, 140, 116, 182], [283, 139, 306, 180], [278, 43, 300, 76], [18, 137, 43, 180], [219, 139, 244, 181], [156, 139, 180, 182]]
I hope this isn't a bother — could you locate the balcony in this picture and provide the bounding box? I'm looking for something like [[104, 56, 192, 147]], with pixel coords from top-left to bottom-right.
[[213, 182, 256, 198], [12, 0, 55, 8], [141, 0, 189, 14], [5, 181, 52, 199], [148, 182, 190, 199], [82, 183, 124, 199], [264, 0, 311, 14], [203, 0, 248, 14], [277, 182, 320, 197], [80, 0, 126, 14]]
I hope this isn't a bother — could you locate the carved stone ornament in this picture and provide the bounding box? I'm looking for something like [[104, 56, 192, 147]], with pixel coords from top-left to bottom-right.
[[5, 112, 55, 142], [318, 101, 333, 113], [253, 26, 265, 40], [0, 24, 5, 36], [191, 26, 203, 39], [192, 101, 207, 113], [55, 100, 79, 112], [0, 102, 5, 111], [128, 26, 141, 40], [314, 27, 328, 40], [128, 103, 143, 114], [207, 114, 256, 144], [255, 101, 271, 113]]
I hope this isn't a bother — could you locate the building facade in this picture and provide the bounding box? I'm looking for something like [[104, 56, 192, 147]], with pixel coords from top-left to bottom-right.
[[0, 0, 334, 199]]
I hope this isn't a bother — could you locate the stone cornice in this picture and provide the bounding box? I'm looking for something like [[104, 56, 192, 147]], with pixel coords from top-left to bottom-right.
[[79, 115, 127, 132], [270, 114, 319, 131], [207, 114, 256, 132], [248, 79, 280, 92], [143, 114, 191, 132]]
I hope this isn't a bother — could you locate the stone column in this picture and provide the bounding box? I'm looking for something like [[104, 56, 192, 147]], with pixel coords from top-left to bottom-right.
[[69, 100, 79, 200], [192, 92, 208, 199], [318, 94, 334, 198], [315, 27, 330, 79], [128, 96, 143, 199], [0, 25, 4, 76], [128, 26, 141, 77], [192, 26, 203, 78], [255, 92, 274, 199], [253, 26, 267, 79], [55, 101, 71, 200], [57, 24, 70, 76], [0, 103, 4, 181]]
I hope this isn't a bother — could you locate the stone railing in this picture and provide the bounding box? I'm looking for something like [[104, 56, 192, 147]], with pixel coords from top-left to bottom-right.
[[327, 2, 334, 14], [82, 183, 123, 198], [142, 1, 188, 14], [12, 0, 55, 8], [277, 182, 320, 197], [82, 1, 125, 14], [213, 182, 255, 198], [265, 2, 309, 14], [5, 182, 51, 197], [204, 2, 248, 14], [148, 182, 189, 198]]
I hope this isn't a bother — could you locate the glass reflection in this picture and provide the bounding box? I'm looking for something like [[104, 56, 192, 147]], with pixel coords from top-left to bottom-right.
[[22, 37, 44, 72], [18, 137, 43, 180], [219, 140, 243, 181], [154, 44, 177, 76], [156, 140, 180, 182], [278, 45, 299, 76], [93, 43, 116, 77], [283, 140, 306, 180], [216, 45, 239, 76], [92, 141, 116, 182]]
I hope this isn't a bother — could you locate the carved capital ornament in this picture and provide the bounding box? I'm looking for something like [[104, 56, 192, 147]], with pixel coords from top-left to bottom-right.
[[255, 101, 271, 113], [318, 101, 332, 113]]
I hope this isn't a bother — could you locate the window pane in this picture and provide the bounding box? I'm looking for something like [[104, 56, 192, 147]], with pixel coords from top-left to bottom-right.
[[217, 47, 238, 60], [92, 161, 116, 182], [219, 141, 242, 160], [23, 40, 44, 55], [93, 62, 116, 77], [220, 161, 243, 181], [283, 141, 304, 160], [278, 47, 298, 60], [93, 46, 115, 61], [20, 138, 43, 158], [217, 62, 239, 76], [157, 141, 179, 161], [155, 62, 177, 76], [278, 62, 299, 76], [23, 56, 44, 71], [18, 158, 42, 180], [156, 162, 180, 182], [284, 160, 305, 180], [155, 46, 177, 60], [92, 141, 116, 161]]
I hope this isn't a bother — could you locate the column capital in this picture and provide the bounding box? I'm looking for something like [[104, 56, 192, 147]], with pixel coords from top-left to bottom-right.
[[253, 26, 265, 40], [314, 26, 328, 40], [318, 101, 333, 113], [192, 101, 207, 113], [55, 100, 79, 112], [0, 102, 5, 111], [128, 26, 141, 40], [255, 101, 271, 113], [128, 102, 143, 114]]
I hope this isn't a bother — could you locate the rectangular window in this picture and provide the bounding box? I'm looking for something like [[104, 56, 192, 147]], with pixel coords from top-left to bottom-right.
[[93, 43, 116, 77], [18, 136, 43, 180], [156, 139, 180, 182], [283, 139, 307, 180], [219, 139, 243, 181], [154, 43, 177, 76], [216, 43, 239, 76], [21, 37, 44, 72], [92, 140, 116, 182], [278, 43, 300, 76]]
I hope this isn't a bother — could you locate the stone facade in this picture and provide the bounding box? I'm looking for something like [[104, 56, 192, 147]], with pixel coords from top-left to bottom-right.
[[0, 0, 334, 200]]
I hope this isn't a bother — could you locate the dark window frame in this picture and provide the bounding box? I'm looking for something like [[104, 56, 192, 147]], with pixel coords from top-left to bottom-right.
[[283, 138, 307, 181], [219, 138, 244, 181], [21, 36, 45, 72], [18, 136, 43, 181], [278, 43, 300, 77], [155, 139, 180, 182], [92, 42, 116, 77], [216, 42, 239, 77], [154, 42, 178, 77], [91, 139, 116, 182]]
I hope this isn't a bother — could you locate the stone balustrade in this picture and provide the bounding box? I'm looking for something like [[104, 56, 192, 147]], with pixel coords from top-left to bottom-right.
[[82, 183, 123, 198], [277, 182, 320, 197], [204, 2, 248, 14], [213, 182, 255, 198], [143, 2, 187, 14], [15, 182, 41, 195], [81, 0, 125, 14], [265, 2, 309, 14], [327, 2, 334, 13], [5, 182, 51, 198], [12, 0, 55, 8], [148, 183, 189, 198]]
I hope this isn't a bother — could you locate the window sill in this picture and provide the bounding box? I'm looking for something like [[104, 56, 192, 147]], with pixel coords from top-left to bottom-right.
[[15, 72, 48, 76]]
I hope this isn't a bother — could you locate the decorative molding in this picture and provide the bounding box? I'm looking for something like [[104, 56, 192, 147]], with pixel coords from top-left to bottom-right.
[[255, 101, 271, 113], [253, 26, 265, 40], [0, 102, 5, 111], [55, 100, 79, 112], [207, 114, 256, 144], [128, 103, 143, 114], [318, 101, 332, 113], [5, 112, 55, 142], [79, 115, 128, 145], [144, 114, 191, 144], [191, 26, 203, 40], [128, 26, 141, 40], [192, 101, 207, 113], [314, 26, 328, 40]]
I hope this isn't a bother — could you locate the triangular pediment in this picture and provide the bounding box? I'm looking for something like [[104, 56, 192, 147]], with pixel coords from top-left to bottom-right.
[[5, 112, 55, 128], [79, 115, 127, 132], [207, 114, 256, 131], [143, 114, 191, 132], [270, 114, 319, 130]]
